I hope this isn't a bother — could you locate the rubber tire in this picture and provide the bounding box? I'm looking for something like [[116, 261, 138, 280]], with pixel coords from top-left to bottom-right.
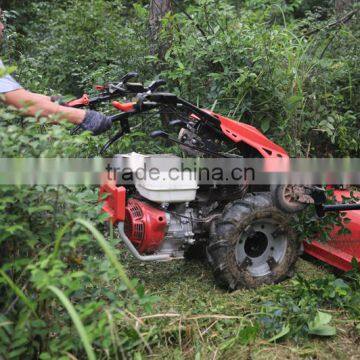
[[206, 192, 299, 290], [270, 185, 308, 214]]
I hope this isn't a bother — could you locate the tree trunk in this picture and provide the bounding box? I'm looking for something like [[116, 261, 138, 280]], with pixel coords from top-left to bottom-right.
[[149, 0, 172, 61], [149, 0, 173, 129], [335, 0, 356, 14]]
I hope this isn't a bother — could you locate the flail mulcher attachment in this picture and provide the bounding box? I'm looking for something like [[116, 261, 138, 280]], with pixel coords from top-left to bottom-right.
[[207, 193, 298, 289]]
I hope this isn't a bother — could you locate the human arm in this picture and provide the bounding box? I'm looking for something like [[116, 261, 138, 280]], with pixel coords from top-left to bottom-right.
[[3, 88, 86, 124], [0, 62, 112, 134]]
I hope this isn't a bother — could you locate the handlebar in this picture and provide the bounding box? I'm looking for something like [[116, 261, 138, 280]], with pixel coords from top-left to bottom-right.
[[65, 72, 141, 109], [66, 94, 90, 107], [65, 92, 125, 108], [68, 71, 223, 155], [66, 72, 168, 110], [109, 112, 131, 123], [120, 71, 138, 83], [112, 101, 136, 113]]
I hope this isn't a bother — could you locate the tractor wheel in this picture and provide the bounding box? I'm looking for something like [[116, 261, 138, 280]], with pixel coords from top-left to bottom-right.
[[206, 193, 299, 290]]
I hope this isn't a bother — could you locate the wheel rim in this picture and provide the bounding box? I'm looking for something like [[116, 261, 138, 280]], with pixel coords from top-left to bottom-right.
[[282, 185, 307, 210], [235, 219, 287, 277]]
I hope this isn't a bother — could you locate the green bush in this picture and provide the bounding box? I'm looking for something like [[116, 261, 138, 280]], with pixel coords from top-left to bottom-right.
[[6, 0, 359, 156], [159, 0, 359, 155], [11, 1, 151, 94], [0, 109, 158, 358]]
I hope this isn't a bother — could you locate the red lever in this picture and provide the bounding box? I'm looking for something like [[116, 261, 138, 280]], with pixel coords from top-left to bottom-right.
[[112, 101, 135, 112], [66, 94, 90, 107]]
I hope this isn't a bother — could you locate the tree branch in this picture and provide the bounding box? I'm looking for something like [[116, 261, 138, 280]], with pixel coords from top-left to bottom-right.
[[306, 8, 359, 36], [172, 0, 210, 44]]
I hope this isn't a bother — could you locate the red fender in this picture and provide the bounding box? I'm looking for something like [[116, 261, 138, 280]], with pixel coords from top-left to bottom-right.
[[215, 113, 288, 158]]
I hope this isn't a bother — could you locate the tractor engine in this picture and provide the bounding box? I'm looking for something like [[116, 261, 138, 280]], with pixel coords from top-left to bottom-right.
[[124, 199, 196, 256]]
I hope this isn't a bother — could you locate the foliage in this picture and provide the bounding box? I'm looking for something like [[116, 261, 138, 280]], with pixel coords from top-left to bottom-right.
[[6, 1, 151, 95], [4, 0, 359, 156], [0, 110, 158, 358], [159, 0, 359, 155], [255, 273, 360, 343], [292, 187, 350, 243]]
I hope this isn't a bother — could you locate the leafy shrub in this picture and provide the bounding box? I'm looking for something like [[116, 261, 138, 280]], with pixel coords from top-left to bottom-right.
[[255, 271, 360, 342], [10, 1, 151, 95], [0, 108, 159, 358], [5, 0, 359, 156], [158, 0, 359, 155]]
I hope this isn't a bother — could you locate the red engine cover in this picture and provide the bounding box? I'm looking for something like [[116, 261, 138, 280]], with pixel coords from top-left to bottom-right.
[[124, 199, 167, 254]]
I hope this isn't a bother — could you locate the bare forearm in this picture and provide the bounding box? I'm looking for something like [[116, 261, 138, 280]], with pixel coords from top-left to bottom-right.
[[3, 89, 85, 125], [26, 92, 51, 102]]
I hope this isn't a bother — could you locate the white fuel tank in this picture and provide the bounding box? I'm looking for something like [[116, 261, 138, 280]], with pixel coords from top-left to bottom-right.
[[112, 153, 198, 203]]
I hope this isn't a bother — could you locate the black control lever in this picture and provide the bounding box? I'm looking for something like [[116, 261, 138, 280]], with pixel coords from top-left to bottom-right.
[[147, 79, 166, 92], [150, 130, 169, 139], [169, 119, 189, 127], [109, 72, 140, 94], [120, 72, 138, 84], [70, 124, 82, 135], [125, 82, 146, 93], [100, 130, 125, 155]]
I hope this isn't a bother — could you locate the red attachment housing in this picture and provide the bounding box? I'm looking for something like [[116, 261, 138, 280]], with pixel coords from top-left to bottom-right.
[[124, 199, 167, 254], [304, 189, 360, 271]]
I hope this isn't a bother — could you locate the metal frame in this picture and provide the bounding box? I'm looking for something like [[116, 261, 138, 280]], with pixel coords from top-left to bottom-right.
[[117, 222, 177, 262]]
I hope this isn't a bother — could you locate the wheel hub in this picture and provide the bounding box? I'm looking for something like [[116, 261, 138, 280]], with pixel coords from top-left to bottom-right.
[[244, 232, 268, 258], [236, 219, 287, 277]]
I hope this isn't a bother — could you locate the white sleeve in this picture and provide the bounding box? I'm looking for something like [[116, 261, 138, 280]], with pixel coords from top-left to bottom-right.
[[0, 59, 22, 94]]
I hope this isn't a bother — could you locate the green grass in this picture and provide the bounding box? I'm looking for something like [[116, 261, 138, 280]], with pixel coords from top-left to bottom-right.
[[119, 250, 360, 359]]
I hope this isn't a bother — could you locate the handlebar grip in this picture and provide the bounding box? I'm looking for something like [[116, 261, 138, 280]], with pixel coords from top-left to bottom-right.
[[112, 101, 135, 112], [120, 72, 139, 83], [147, 79, 166, 92]]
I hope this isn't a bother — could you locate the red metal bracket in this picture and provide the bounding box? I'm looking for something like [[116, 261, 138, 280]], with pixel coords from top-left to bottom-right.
[[99, 180, 126, 223]]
